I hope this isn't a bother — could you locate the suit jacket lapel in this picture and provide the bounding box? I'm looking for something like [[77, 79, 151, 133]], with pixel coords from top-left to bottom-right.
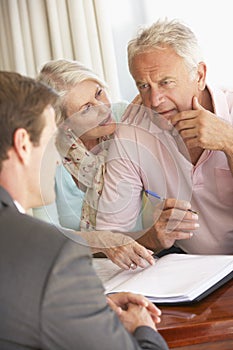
[[0, 186, 17, 210]]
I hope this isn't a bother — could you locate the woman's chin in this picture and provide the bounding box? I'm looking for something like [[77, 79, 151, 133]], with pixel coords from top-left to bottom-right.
[[100, 122, 116, 136], [81, 123, 116, 141]]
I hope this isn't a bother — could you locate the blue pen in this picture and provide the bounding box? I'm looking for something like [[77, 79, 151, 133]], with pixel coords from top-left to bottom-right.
[[145, 189, 198, 214], [145, 189, 162, 200]]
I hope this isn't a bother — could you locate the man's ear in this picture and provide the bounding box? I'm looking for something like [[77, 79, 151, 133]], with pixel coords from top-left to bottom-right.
[[13, 128, 32, 165], [196, 62, 207, 91]]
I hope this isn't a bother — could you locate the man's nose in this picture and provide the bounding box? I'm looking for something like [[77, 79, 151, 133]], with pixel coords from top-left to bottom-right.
[[150, 87, 165, 107]]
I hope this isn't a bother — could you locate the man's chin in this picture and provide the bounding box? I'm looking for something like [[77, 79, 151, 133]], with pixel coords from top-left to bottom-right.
[[37, 191, 56, 208]]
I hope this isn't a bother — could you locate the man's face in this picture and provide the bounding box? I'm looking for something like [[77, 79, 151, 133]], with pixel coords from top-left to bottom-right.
[[130, 46, 200, 121], [28, 106, 60, 208]]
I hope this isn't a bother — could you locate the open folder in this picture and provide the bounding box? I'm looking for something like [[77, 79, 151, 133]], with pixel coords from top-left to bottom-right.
[[93, 254, 233, 304]]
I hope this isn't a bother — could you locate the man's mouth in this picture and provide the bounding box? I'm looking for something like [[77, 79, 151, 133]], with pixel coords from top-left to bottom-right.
[[156, 109, 176, 119]]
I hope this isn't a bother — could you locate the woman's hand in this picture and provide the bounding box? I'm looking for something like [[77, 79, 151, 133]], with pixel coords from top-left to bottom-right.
[[98, 232, 155, 269], [78, 230, 155, 270]]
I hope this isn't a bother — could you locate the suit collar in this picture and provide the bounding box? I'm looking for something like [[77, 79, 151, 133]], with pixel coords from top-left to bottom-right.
[[0, 186, 17, 210]]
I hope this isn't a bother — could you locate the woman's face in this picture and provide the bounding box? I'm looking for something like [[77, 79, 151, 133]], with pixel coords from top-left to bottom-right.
[[64, 80, 116, 142]]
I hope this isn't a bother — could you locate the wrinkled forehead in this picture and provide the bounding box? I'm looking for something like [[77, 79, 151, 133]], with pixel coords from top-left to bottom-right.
[[131, 48, 186, 81]]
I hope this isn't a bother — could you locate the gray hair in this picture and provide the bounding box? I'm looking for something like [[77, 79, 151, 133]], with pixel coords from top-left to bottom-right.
[[37, 59, 107, 124], [128, 18, 203, 79]]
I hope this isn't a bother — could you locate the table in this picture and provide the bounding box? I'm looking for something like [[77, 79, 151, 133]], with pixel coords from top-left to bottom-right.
[[157, 278, 233, 349]]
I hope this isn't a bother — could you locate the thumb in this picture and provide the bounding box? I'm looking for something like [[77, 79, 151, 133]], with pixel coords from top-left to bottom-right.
[[192, 96, 204, 110], [107, 297, 122, 315]]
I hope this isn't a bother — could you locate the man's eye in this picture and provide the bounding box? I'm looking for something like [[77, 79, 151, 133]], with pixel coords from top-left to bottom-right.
[[138, 83, 149, 90], [161, 80, 174, 86]]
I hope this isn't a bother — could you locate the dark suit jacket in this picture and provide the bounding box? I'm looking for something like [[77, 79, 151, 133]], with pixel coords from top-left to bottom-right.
[[0, 186, 168, 350]]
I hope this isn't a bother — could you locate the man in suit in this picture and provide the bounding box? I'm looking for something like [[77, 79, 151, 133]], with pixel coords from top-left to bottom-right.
[[0, 71, 169, 350]]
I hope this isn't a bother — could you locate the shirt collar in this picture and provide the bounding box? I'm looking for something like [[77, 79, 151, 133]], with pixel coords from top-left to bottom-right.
[[14, 200, 26, 213], [206, 84, 232, 123]]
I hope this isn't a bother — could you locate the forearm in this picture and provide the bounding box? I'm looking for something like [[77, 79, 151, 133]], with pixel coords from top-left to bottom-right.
[[134, 327, 169, 350], [77, 230, 110, 254], [78, 230, 136, 255], [135, 226, 163, 253], [60, 229, 105, 254]]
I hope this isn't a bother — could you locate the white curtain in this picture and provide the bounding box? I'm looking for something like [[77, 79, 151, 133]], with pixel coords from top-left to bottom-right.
[[0, 0, 121, 100]]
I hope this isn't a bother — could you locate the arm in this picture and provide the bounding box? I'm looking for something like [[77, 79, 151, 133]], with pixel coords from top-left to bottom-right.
[[41, 238, 169, 350], [62, 229, 155, 270], [96, 125, 145, 232], [96, 125, 198, 252]]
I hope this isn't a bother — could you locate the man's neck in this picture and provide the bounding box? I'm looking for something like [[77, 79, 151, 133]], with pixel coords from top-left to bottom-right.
[[200, 86, 214, 113]]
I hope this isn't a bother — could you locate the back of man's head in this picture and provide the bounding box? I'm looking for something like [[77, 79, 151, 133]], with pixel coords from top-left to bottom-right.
[[0, 71, 58, 171]]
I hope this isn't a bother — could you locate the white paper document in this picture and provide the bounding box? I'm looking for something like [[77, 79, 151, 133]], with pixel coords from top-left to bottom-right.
[[93, 254, 233, 304]]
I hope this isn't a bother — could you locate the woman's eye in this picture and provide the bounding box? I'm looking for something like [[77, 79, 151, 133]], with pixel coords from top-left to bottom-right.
[[81, 103, 92, 114], [96, 88, 103, 98]]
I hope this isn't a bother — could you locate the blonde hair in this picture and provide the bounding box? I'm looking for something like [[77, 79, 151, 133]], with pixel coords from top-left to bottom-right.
[[128, 18, 203, 80], [37, 59, 107, 125]]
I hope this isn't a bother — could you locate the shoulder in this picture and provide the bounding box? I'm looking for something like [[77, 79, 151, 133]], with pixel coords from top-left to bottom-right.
[[112, 100, 128, 122], [56, 164, 84, 194], [1, 205, 89, 256], [1, 206, 62, 245], [111, 120, 157, 151], [208, 84, 233, 123], [223, 89, 233, 117]]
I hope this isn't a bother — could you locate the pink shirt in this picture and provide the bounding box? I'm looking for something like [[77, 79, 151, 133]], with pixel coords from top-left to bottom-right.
[[96, 86, 233, 254]]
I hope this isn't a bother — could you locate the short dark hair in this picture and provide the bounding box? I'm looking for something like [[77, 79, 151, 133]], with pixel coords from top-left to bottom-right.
[[0, 71, 59, 170]]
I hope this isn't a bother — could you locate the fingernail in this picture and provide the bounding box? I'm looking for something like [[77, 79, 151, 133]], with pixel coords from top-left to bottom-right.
[[148, 249, 154, 255], [192, 213, 199, 219]]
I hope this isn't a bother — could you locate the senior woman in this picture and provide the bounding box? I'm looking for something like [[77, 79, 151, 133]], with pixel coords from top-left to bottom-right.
[[33, 59, 153, 270]]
